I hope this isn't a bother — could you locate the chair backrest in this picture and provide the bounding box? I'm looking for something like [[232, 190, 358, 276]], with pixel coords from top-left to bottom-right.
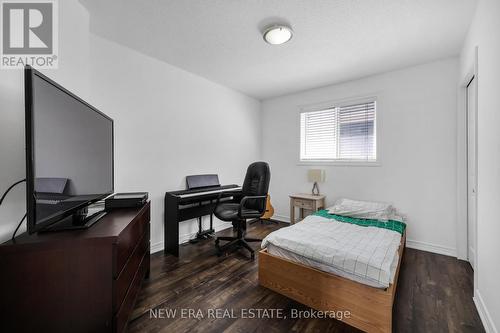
[[241, 162, 271, 212]]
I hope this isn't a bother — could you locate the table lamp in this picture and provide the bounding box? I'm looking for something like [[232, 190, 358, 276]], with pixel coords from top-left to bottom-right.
[[308, 169, 325, 196]]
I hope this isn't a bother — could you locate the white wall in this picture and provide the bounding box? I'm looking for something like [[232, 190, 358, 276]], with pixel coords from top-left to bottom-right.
[[88, 35, 261, 251], [0, 1, 261, 250], [0, 3, 494, 328], [460, 0, 500, 331], [0, 0, 90, 242], [262, 58, 459, 256]]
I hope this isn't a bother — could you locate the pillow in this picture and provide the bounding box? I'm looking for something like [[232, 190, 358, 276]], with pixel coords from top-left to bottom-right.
[[327, 198, 394, 222]]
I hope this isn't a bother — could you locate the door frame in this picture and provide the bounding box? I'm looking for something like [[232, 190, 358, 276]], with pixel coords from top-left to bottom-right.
[[466, 74, 477, 269], [457, 46, 478, 287]]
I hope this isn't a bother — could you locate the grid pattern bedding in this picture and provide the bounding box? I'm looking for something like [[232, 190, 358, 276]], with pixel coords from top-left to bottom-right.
[[266, 243, 399, 288], [261, 215, 403, 288]]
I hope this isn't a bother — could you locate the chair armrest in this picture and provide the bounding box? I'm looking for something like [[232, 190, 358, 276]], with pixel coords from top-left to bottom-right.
[[212, 190, 243, 213], [238, 195, 267, 218]]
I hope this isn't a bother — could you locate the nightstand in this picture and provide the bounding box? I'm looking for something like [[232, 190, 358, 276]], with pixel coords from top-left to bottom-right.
[[289, 193, 326, 224]]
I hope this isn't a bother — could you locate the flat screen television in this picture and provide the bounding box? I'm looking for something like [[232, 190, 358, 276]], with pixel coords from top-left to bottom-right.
[[25, 66, 114, 233]]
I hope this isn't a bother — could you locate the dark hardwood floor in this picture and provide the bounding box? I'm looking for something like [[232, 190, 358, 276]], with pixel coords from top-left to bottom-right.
[[127, 221, 484, 333]]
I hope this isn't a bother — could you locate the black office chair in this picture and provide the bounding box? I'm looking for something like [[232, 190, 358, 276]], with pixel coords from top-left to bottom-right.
[[213, 162, 271, 259]]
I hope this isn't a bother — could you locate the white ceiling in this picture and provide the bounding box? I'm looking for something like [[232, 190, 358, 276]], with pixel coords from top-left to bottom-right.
[[80, 0, 477, 100]]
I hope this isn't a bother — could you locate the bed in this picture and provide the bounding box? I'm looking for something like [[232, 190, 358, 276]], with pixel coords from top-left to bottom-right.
[[258, 210, 406, 333]]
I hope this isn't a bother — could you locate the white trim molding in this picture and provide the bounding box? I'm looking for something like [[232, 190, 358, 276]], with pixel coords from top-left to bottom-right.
[[273, 215, 458, 258], [474, 289, 498, 333], [406, 239, 457, 257], [150, 241, 164, 254], [273, 214, 290, 223], [150, 223, 234, 255], [297, 161, 381, 167]]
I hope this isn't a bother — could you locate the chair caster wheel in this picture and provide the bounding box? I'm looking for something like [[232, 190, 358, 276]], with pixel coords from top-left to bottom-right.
[[251, 253, 255, 260]]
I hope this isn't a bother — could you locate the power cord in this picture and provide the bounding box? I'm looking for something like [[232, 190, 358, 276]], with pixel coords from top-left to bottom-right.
[[11, 214, 27, 242], [0, 179, 27, 241], [0, 179, 26, 206]]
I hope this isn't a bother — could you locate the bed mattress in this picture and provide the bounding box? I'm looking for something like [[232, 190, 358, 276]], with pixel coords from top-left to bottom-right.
[[261, 215, 402, 289]]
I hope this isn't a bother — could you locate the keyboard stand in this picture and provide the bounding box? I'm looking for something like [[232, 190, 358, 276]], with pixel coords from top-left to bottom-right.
[[189, 203, 215, 243]]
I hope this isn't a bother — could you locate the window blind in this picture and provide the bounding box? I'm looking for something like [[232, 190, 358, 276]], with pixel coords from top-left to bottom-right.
[[300, 101, 376, 161]]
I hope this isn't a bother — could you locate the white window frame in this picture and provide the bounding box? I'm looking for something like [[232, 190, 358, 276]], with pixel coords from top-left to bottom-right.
[[297, 96, 380, 166]]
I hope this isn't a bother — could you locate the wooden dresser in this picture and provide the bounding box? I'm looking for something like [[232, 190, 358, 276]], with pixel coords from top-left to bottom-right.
[[0, 202, 151, 333]]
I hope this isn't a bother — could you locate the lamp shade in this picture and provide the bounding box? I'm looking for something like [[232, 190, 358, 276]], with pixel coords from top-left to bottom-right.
[[308, 169, 325, 183]]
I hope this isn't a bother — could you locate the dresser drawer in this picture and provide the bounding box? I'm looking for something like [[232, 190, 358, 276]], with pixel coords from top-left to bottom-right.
[[114, 229, 149, 311], [114, 253, 149, 333], [114, 205, 150, 277], [294, 199, 313, 210]]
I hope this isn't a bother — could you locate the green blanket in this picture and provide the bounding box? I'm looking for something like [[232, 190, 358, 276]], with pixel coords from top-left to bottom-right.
[[313, 210, 406, 235]]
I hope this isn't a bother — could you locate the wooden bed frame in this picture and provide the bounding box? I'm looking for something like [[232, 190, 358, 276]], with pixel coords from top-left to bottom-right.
[[258, 231, 406, 333]]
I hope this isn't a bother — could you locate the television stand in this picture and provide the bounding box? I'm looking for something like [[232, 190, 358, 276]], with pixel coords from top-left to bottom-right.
[[0, 202, 151, 333], [42, 210, 108, 232]]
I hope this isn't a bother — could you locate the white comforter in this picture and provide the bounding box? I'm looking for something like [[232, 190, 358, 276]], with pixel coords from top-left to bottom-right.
[[261, 215, 402, 288]]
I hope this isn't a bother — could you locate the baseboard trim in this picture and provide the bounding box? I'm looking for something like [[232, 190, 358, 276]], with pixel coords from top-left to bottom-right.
[[150, 241, 163, 254], [406, 239, 456, 257], [152, 218, 458, 259], [474, 289, 498, 333], [273, 214, 290, 223], [275, 214, 457, 257], [150, 223, 234, 255]]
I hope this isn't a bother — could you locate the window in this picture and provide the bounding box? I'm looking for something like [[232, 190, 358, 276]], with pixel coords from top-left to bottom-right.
[[300, 100, 376, 162]]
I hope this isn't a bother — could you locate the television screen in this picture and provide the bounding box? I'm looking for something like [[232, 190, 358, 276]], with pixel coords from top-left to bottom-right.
[[25, 66, 114, 233]]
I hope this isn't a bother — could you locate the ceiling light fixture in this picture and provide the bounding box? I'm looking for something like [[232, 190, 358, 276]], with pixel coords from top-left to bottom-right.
[[263, 25, 293, 45]]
